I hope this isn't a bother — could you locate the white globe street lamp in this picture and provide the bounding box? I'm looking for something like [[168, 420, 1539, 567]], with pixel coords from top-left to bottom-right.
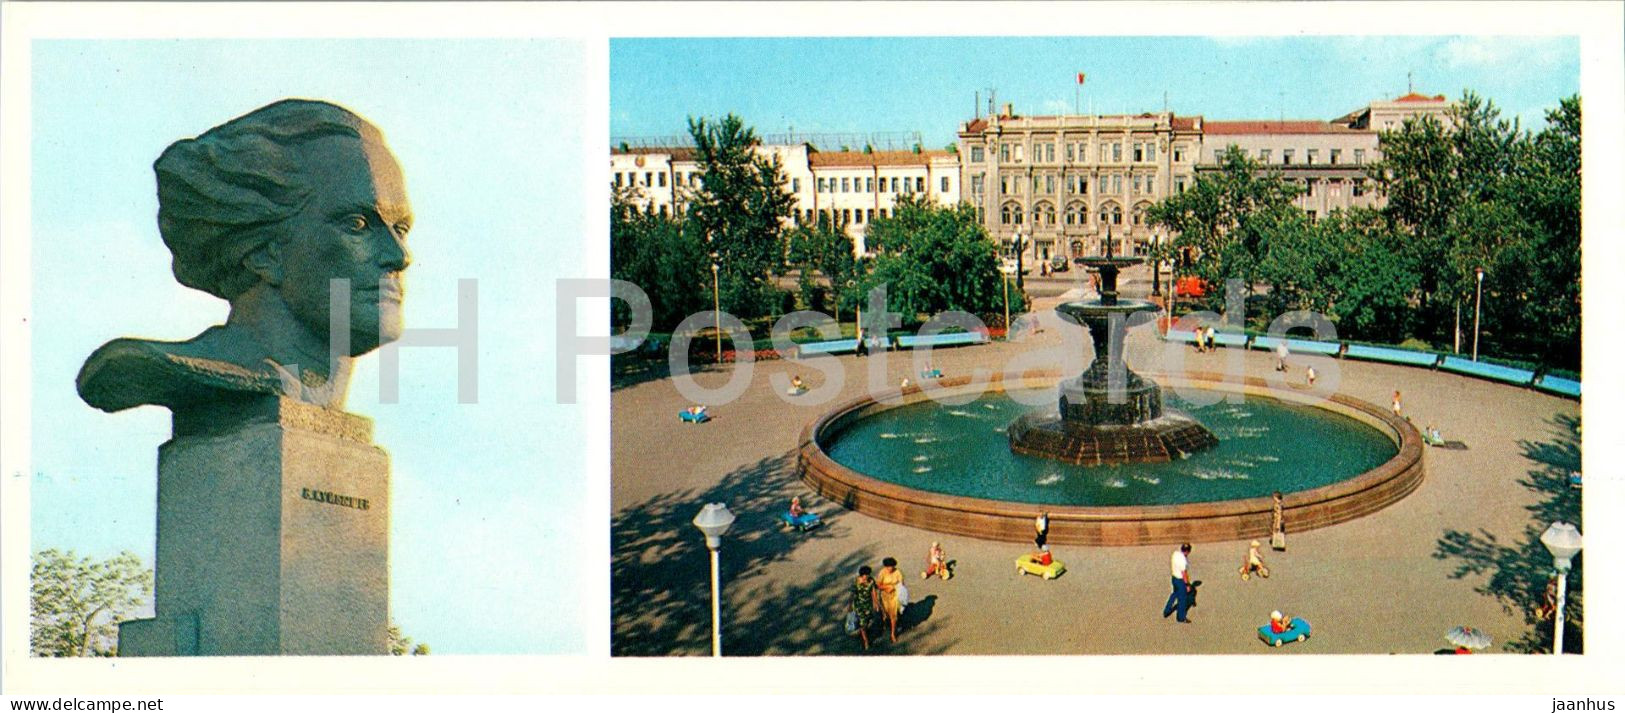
[[692, 502, 736, 656], [1472, 266, 1485, 362], [1539, 521, 1583, 654]]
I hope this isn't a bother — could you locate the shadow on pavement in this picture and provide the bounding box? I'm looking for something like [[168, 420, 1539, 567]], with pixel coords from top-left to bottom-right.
[[1433, 413, 1581, 653], [612, 451, 957, 656]]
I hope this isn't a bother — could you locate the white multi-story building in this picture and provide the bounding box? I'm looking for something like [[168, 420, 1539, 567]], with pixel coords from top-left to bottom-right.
[[610, 144, 958, 254]]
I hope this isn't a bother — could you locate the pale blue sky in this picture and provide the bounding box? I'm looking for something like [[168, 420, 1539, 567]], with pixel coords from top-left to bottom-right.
[[31, 39, 592, 655], [611, 36, 1579, 148]]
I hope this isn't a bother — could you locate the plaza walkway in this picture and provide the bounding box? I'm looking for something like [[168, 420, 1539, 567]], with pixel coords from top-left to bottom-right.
[[611, 268, 1579, 656]]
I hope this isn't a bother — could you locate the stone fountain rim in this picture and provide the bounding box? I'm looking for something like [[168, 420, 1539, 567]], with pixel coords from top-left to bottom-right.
[[796, 369, 1425, 545]]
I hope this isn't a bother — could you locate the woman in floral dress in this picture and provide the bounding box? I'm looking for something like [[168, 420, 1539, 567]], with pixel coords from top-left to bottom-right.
[[850, 565, 878, 650]]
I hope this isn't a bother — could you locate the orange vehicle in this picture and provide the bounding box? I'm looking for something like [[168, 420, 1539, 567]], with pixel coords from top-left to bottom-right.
[[1174, 276, 1209, 298]]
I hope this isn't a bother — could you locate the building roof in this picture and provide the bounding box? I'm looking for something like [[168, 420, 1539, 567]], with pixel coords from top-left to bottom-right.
[[1202, 120, 1367, 135], [1392, 92, 1448, 103], [963, 118, 989, 134], [610, 146, 697, 161], [808, 149, 955, 168]]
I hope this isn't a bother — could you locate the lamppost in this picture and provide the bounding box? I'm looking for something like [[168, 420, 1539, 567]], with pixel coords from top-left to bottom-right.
[[711, 261, 721, 361], [692, 502, 736, 657], [1150, 232, 1163, 297], [1472, 266, 1485, 362], [1013, 228, 1026, 293], [1540, 521, 1582, 655]]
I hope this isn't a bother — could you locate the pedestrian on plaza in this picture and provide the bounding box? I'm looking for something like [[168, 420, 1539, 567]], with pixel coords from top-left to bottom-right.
[[1205, 325, 1218, 352], [876, 556, 904, 643], [1275, 340, 1290, 372], [1306, 366, 1317, 387], [1240, 539, 1270, 580], [1162, 543, 1195, 623], [1270, 491, 1287, 551], [1392, 390, 1403, 418], [855, 326, 869, 357], [1034, 511, 1050, 549], [850, 565, 878, 650]]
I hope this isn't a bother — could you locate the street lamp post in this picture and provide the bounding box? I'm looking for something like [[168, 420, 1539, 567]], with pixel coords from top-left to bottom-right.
[[1472, 266, 1484, 362], [1013, 228, 1026, 293], [1150, 233, 1162, 298], [692, 503, 736, 657], [1540, 521, 1583, 655], [711, 262, 721, 361]]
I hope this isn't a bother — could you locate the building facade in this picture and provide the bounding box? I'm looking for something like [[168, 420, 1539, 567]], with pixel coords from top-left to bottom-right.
[[614, 92, 1453, 264], [610, 144, 957, 254]]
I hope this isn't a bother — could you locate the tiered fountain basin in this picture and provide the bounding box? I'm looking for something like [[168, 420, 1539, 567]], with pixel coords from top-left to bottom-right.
[[797, 370, 1423, 546]]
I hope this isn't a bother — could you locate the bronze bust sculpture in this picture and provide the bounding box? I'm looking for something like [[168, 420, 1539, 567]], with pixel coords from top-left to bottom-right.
[[77, 99, 413, 413]]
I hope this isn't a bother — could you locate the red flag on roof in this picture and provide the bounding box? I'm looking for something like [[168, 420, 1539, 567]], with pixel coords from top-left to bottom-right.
[[1077, 72, 1086, 84]]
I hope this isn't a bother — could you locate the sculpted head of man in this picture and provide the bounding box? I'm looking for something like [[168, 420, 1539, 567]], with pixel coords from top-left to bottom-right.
[[156, 99, 413, 357]]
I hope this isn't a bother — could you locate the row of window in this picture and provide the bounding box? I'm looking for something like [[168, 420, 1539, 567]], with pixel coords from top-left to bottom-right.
[[798, 207, 900, 226], [814, 175, 949, 194], [997, 201, 1144, 228], [974, 172, 1187, 197], [613, 170, 705, 189], [969, 140, 1188, 166], [1218, 146, 1367, 166]]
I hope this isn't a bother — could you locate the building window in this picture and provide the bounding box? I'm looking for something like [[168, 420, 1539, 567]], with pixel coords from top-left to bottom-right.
[[1330, 181, 1342, 198], [1001, 205, 1012, 224], [1045, 175, 1055, 194], [1046, 143, 1055, 162], [971, 146, 985, 163], [1112, 175, 1123, 194], [1307, 210, 1317, 223], [866, 177, 874, 192], [1354, 149, 1365, 164], [867, 209, 874, 222], [854, 210, 863, 224], [1307, 149, 1319, 165], [1282, 149, 1293, 166], [1132, 174, 1142, 194], [644, 172, 653, 186], [916, 177, 925, 193], [1112, 143, 1122, 162], [817, 178, 827, 193], [842, 209, 851, 223], [1015, 144, 1025, 162], [1146, 142, 1156, 161], [1353, 179, 1367, 197], [1066, 203, 1084, 225], [1174, 145, 1185, 162], [691, 173, 701, 187], [1100, 144, 1110, 162], [1066, 143, 1075, 162], [1330, 149, 1341, 165], [614, 172, 623, 187], [971, 175, 984, 194], [792, 178, 800, 192], [1175, 177, 1187, 193], [841, 177, 850, 193], [658, 172, 666, 187], [891, 177, 900, 192], [1259, 149, 1272, 163], [1304, 179, 1316, 197], [941, 176, 950, 193], [880, 208, 888, 219], [1001, 144, 1010, 162]]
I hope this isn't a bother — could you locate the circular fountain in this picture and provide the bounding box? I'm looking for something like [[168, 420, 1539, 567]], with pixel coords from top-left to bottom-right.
[[796, 242, 1425, 546]]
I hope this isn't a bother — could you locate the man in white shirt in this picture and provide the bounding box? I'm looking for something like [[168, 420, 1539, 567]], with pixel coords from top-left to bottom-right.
[[1162, 543, 1194, 623]]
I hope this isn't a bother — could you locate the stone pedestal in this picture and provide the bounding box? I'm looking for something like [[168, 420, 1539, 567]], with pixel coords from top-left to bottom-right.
[[119, 396, 389, 656]]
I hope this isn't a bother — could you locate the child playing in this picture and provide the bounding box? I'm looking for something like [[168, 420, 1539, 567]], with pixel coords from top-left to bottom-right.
[[1240, 540, 1270, 580]]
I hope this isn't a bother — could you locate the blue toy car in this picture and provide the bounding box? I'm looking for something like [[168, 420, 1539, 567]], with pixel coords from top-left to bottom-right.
[[780, 511, 822, 531], [1257, 618, 1312, 647], [678, 408, 711, 423]]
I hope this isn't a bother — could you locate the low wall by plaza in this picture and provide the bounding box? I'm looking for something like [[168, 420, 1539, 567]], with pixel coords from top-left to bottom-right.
[[797, 370, 1425, 546]]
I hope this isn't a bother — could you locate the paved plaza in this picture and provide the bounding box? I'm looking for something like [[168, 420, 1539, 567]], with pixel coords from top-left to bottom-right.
[[611, 267, 1579, 656]]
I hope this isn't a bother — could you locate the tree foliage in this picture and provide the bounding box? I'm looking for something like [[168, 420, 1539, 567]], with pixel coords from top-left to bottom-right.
[[686, 114, 798, 318], [387, 624, 431, 656], [611, 188, 711, 332], [785, 213, 857, 315], [1371, 91, 1579, 364], [1146, 146, 1302, 301], [861, 194, 1021, 320], [31, 549, 152, 657]]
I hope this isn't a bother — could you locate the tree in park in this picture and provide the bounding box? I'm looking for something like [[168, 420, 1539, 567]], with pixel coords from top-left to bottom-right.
[[610, 187, 711, 332], [1371, 91, 1580, 365], [860, 194, 1018, 321], [1145, 146, 1302, 305], [30, 549, 152, 657], [1254, 207, 1421, 343], [685, 114, 798, 319], [786, 212, 857, 316]]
